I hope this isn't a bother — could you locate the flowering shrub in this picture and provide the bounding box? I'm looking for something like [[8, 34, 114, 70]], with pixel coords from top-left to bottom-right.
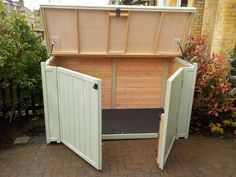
[[183, 35, 235, 116], [181, 35, 236, 135]]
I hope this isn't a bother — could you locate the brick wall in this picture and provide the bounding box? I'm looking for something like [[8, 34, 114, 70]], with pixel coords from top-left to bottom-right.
[[189, 0, 205, 35], [167, 0, 177, 6], [201, 0, 219, 52], [210, 0, 236, 55], [190, 0, 236, 55], [163, 0, 236, 55]]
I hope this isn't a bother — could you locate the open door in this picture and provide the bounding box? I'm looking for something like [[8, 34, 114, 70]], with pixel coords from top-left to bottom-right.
[[57, 67, 102, 170], [158, 68, 184, 169]]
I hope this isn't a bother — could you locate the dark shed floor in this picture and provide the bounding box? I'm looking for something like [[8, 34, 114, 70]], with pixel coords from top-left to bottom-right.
[[102, 108, 163, 134]]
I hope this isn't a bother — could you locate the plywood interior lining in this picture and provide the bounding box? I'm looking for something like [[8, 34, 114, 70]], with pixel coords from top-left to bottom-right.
[[49, 57, 167, 109], [56, 57, 112, 109], [44, 9, 78, 53], [116, 58, 163, 108], [43, 7, 194, 56], [156, 13, 190, 53]]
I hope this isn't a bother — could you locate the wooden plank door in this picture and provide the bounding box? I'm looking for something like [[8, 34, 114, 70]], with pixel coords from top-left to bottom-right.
[[57, 67, 102, 170], [158, 68, 184, 169]]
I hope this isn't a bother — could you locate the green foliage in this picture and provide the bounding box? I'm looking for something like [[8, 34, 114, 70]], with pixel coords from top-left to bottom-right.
[[181, 35, 236, 135], [0, 0, 48, 120], [209, 123, 224, 134]]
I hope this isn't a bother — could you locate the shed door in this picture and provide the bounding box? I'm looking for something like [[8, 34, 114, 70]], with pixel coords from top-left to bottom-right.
[[57, 67, 102, 170], [158, 68, 184, 169]]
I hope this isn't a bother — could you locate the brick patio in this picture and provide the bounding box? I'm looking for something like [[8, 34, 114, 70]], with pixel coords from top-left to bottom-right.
[[0, 136, 235, 177]]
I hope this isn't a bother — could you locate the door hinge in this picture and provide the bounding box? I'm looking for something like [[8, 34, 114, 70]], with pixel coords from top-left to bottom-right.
[[93, 83, 98, 90]]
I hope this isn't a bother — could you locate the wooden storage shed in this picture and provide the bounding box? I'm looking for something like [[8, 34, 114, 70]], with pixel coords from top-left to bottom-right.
[[41, 5, 197, 170]]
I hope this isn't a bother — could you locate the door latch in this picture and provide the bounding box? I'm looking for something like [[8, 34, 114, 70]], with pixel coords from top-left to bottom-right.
[[93, 83, 98, 90], [116, 8, 120, 17]]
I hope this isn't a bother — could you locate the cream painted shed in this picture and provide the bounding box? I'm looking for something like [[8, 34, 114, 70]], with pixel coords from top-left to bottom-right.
[[40, 5, 197, 170]]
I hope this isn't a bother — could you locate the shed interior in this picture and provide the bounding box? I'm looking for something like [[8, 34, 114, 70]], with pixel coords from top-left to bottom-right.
[[48, 56, 184, 135]]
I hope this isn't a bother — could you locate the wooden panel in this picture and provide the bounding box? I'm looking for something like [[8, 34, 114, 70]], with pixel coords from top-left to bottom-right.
[[57, 67, 102, 170], [44, 9, 78, 53], [156, 13, 190, 53], [59, 57, 112, 109], [116, 58, 164, 108], [108, 17, 127, 53], [127, 12, 161, 53], [79, 10, 108, 53]]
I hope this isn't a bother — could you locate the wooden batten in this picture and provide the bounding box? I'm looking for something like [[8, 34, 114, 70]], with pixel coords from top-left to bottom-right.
[[108, 10, 129, 17]]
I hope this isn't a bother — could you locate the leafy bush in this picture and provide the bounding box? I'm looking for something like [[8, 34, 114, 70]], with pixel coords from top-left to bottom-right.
[[0, 1, 48, 121], [181, 35, 236, 135]]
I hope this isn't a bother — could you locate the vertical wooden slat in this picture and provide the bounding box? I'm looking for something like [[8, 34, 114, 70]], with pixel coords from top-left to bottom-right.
[[41, 9, 51, 54], [111, 58, 117, 108], [123, 12, 130, 53], [69, 77, 75, 145], [160, 58, 169, 108], [153, 12, 164, 53], [106, 12, 110, 54], [73, 78, 80, 150], [79, 80, 85, 153], [77, 10, 80, 53]]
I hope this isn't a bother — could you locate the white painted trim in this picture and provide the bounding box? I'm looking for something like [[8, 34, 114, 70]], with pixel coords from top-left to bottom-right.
[[175, 57, 192, 67], [40, 4, 196, 13], [49, 137, 59, 142], [168, 67, 184, 81], [161, 58, 168, 108], [57, 67, 100, 83], [162, 136, 176, 169], [41, 62, 50, 144], [98, 79, 102, 170], [184, 63, 197, 138], [45, 56, 55, 65], [61, 139, 100, 170], [102, 133, 158, 140]]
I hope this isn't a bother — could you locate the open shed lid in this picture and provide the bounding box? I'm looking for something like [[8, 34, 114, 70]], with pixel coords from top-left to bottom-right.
[[41, 5, 195, 57]]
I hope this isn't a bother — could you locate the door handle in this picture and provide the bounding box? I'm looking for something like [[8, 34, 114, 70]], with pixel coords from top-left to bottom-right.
[[93, 83, 98, 90]]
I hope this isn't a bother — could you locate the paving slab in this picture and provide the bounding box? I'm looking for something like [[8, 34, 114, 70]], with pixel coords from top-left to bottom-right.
[[0, 136, 235, 177], [13, 136, 30, 144]]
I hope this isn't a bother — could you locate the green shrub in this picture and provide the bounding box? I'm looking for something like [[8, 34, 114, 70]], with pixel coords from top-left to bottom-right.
[[0, 1, 48, 121]]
